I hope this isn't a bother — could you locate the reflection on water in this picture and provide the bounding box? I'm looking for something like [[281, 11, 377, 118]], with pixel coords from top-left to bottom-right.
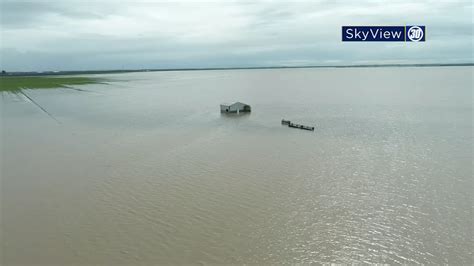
[[2, 67, 473, 264]]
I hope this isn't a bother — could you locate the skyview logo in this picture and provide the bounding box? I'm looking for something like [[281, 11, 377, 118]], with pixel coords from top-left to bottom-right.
[[342, 26, 426, 42]]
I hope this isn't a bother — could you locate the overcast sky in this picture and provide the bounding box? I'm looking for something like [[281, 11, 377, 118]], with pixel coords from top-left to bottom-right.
[[1, 0, 472, 71]]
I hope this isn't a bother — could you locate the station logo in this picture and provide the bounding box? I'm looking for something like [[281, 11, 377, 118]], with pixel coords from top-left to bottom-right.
[[342, 26, 425, 42], [406, 26, 425, 42]]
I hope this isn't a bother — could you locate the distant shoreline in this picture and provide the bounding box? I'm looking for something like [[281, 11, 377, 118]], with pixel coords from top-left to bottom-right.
[[2, 63, 473, 77]]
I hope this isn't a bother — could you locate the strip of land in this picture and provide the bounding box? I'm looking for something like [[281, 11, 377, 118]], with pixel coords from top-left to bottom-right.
[[0, 76, 106, 92], [1, 63, 472, 77]]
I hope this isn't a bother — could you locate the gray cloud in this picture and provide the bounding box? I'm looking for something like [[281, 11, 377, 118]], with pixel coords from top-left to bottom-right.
[[0, 0, 117, 28], [0, 0, 472, 71]]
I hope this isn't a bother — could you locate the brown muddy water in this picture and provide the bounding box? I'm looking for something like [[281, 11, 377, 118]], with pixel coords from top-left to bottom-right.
[[1, 67, 472, 264]]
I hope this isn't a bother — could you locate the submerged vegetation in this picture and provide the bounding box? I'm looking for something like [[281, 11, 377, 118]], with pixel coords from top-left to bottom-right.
[[0, 76, 106, 92], [0, 76, 108, 123]]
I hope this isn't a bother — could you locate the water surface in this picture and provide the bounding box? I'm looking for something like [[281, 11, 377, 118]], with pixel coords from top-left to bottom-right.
[[1, 67, 473, 264]]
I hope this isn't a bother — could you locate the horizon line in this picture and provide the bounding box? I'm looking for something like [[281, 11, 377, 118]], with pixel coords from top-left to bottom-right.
[[1, 62, 473, 76]]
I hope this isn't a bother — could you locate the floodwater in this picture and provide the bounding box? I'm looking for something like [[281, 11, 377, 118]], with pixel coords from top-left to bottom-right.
[[1, 67, 472, 264]]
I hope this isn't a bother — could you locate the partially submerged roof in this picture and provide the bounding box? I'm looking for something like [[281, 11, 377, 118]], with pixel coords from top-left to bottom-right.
[[233, 101, 250, 106], [221, 101, 250, 106]]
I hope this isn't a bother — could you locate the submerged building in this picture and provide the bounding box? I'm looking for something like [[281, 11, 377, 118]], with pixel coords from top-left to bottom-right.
[[220, 102, 251, 114]]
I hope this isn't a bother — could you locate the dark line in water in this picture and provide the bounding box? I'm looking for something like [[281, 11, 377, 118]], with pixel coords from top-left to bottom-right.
[[63, 85, 93, 92], [20, 89, 61, 124]]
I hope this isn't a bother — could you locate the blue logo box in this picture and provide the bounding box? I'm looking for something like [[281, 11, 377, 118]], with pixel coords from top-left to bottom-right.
[[342, 26, 425, 42]]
